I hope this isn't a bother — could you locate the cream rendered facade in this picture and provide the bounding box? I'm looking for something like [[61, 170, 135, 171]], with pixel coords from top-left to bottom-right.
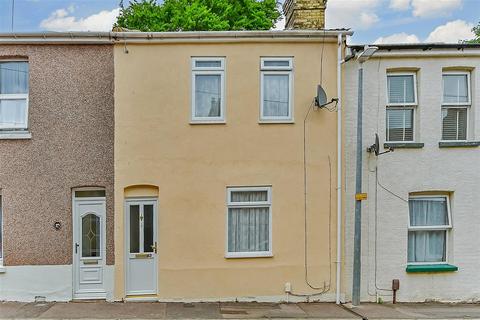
[[113, 31, 349, 301]]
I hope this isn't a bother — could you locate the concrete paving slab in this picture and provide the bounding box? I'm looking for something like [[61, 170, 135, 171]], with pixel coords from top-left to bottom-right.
[[0, 302, 30, 319], [38, 301, 166, 319], [0, 302, 55, 319], [220, 302, 280, 319], [166, 302, 221, 319], [351, 303, 480, 319], [264, 304, 307, 318], [298, 303, 360, 319]]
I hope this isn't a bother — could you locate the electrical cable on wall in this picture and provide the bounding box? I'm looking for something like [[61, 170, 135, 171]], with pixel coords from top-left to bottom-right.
[[365, 154, 408, 298], [295, 99, 332, 296], [289, 31, 337, 298]]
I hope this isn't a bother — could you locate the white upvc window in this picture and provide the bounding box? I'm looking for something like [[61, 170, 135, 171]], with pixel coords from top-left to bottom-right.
[[386, 73, 417, 142], [407, 195, 452, 264], [260, 57, 293, 122], [0, 61, 29, 130], [191, 57, 225, 123], [441, 72, 470, 141], [226, 186, 272, 258]]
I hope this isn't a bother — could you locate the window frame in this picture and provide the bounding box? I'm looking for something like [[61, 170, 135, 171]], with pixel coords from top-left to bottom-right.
[[441, 71, 471, 142], [386, 72, 418, 106], [260, 57, 294, 123], [386, 106, 415, 143], [407, 195, 452, 266], [225, 186, 273, 258], [0, 60, 29, 130], [190, 57, 225, 124], [386, 72, 417, 142]]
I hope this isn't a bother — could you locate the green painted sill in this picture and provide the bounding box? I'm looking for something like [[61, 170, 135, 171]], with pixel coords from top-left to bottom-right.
[[406, 264, 458, 273]]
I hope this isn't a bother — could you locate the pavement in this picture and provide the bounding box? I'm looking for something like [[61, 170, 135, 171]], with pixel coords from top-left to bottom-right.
[[2, 301, 480, 320]]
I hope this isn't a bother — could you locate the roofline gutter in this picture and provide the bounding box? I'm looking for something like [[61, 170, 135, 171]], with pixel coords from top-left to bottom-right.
[[367, 50, 480, 58], [0, 30, 353, 44]]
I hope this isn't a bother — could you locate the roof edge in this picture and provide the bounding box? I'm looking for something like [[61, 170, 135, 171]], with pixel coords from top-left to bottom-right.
[[0, 30, 353, 44]]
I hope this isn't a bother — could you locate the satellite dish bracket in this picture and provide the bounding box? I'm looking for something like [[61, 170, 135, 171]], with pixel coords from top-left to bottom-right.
[[367, 133, 394, 156]]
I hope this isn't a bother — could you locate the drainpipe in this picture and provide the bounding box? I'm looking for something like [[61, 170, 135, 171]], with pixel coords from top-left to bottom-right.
[[336, 33, 343, 305]]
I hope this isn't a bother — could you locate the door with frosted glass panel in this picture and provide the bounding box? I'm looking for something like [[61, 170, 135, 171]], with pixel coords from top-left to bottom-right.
[[126, 200, 157, 295], [73, 198, 106, 299]]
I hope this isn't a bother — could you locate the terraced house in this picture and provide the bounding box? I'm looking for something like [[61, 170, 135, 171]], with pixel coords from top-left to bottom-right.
[[344, 43, 480, 303], [112, 0, 349, 302], [0, 37, 115, 301]]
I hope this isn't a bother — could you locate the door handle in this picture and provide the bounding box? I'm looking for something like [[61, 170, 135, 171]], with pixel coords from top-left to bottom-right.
[[75, 243, 79, 254], [151, 242, 157, 254]]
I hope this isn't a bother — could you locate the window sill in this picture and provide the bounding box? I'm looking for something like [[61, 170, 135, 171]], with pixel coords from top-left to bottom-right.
[[384, 142, 424, 149], [406, 264, 458, 273], [258, 120, 294, 124], [189, 120, 226, 125], [225, 252, 273, 259], [439, 141, 480, 148], [0, 131, 32, 140], [0, 265, 5, 273]]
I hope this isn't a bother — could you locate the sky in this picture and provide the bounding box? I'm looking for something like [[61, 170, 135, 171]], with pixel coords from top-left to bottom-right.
[[0, 0, 478, 44]]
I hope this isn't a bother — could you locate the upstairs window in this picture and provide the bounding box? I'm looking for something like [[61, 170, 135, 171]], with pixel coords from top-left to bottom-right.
[[0, 61, 29, 130], [442, 72, 470, 141], [408, 196, 451, 264], [386, 73, 417, 142], [191, 57, 225, 123], [260, 58, 293, 121]]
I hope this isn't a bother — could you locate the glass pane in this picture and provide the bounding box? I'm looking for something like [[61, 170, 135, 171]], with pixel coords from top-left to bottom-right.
[[228, 207, 269, 252], [0, 99, 27, 129], [408, 230, 446, 262], [409, 197, 448, 227], [129, 205, 140, 253], [263, 74, 289, 117], [443, 74, 468, 104], [388, 75, 415, 104], [75, 190, 106, 198], [81, 214, 100, 258], [0, 62, 29, 94], [143, 205, 154, 253], [442, 108, 467, 140], [386, 108, 413, 141], [195, 60, 221, 68], [264, 60, 290, 67], [195, 74, 221, 117], [231, 190, 268, 202]]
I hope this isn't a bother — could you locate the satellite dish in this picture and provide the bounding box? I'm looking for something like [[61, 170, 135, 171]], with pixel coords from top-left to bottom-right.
[[315, 85, 328, 107], [367, 133, 394, 156]]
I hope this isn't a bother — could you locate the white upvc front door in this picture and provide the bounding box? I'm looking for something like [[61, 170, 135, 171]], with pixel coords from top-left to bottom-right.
[[125, 199, 158, 296], [73, 197, 107, 299]]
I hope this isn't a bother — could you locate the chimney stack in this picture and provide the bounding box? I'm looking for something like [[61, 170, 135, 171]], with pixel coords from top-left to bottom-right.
[[283, 0, 327, 30]]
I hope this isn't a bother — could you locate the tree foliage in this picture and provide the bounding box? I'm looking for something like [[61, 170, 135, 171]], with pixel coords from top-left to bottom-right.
[[468, 22, 480, 43], [115, 0, 282, 32]]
